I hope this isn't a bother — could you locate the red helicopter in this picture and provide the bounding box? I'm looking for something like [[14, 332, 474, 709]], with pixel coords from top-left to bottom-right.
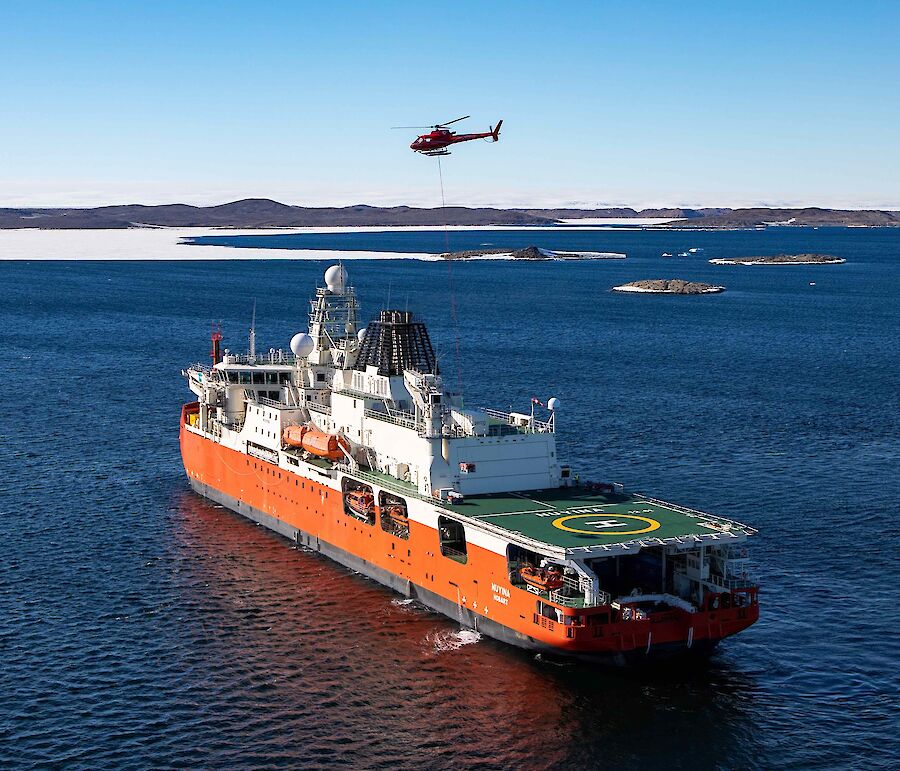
[[394, 116, 503, 156]]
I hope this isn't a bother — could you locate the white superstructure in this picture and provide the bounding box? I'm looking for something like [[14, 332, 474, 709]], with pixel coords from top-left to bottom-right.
[[185, 266, 563, 502]]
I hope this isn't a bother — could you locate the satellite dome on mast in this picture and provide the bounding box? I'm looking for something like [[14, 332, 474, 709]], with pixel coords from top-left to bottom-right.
[[547, 397, 560, 411], [290, 332, 314, 358], [324, 265, 346, 293]]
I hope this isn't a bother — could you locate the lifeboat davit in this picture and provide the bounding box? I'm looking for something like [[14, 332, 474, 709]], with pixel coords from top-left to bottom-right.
[[282, 425, 348, 461], [519, 564, 564, 592]]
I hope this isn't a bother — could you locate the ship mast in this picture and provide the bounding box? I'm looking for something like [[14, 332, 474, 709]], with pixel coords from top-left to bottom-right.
[[248, 300, 256, 363]]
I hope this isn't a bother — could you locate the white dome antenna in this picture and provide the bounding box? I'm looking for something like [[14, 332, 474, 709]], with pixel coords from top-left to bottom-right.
[[290, 332, 314, 358], [547, 397, 560, 411], [324, 264, 347, 293], [357, 328, 367, 344]]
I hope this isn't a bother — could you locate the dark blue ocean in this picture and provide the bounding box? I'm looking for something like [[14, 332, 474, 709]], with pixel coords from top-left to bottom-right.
[[2, 227, 899, 769]]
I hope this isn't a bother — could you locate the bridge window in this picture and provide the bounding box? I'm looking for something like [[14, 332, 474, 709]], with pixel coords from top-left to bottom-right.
[[252, 372, 265, 384], [238, 371, 251, 384], [438, 516, 467, 564], [265, 372, 278, 384], [379, 492, 409, 540]]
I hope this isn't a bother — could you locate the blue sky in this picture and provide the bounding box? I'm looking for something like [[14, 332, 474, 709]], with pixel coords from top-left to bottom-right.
[[1, 1, 898, 208]]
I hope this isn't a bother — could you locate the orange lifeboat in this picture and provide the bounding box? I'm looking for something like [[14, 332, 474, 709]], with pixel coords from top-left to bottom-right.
[[345, 489, 375, 517], [519, 564, 564, 592], [282, 425, 348, 461], [385, 505, 408, 526]]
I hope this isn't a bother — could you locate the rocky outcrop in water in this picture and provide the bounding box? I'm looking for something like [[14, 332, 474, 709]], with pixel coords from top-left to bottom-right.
[[441, 246, 621, 260], [709, 253, 846, 265], [612, 279, 725, 294]]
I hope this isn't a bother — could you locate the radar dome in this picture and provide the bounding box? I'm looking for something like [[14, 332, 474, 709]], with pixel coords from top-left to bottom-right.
[[324, 265, 346, 292], [357, 328, 367, 344], [290, 332, 314, 358], [547, 397, 560, 411]]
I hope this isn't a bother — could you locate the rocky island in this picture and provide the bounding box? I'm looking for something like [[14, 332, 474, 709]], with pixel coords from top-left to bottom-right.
[[612, 279, 725, 294], [440, 245, 625, 260], [709, 253, 846, 266]]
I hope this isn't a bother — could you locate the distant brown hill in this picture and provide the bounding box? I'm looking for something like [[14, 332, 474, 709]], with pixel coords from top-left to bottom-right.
[[0, 199, 897, 229], [0, 199, 552, 229], [664, 207, 900, 229]]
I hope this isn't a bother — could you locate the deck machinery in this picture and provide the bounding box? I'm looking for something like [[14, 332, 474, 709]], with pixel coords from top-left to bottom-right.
[[181, 265, 759, 664]]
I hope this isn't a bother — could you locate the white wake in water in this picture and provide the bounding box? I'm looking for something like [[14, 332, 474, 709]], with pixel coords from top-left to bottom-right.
[[427, 628, 482, 653]]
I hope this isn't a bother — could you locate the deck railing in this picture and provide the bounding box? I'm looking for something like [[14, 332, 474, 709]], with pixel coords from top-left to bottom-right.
[[708, 573, 757, 590], [636, 495, 758, 536], [483, 408, 553, 434], [439, 545, 468, 564], [364, 408, 418, 430]]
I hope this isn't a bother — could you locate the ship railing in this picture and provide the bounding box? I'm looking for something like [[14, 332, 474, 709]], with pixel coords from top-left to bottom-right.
[[222, 351, 299, 366], [483, 408, 553, 435], [636, 495, 758, 536], [708, 573, 757, 591], [551, 590, 612, 609], [364, 407, 419, 430], [188, 362, 227, 382], [439, 545, 468, 564], [348, 468, 423, 501], [254, 395, 284, 409], [306, 401, 332, 416]]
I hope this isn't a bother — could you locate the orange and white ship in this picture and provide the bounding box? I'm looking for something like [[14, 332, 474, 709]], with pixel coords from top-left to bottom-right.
[[181, 266, 759, 664]]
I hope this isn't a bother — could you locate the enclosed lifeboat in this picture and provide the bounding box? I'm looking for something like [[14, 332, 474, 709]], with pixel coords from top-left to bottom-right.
[[518, 564, 564, 592], [345, 489, 375, 517], [282, 425, 348, 461]]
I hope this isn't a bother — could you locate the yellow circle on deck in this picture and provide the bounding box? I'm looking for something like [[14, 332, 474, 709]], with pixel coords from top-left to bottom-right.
[[552, 513, 661, 536]]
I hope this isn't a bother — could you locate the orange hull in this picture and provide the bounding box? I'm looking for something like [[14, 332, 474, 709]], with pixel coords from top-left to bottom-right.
[[181, 404, 758, 662]]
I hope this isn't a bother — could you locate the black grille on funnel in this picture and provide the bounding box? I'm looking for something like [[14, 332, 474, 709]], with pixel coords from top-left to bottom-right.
[[355, 310, 438, 376]]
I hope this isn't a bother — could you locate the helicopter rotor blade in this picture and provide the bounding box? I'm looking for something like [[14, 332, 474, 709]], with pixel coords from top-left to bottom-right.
[[391, 125, 432, 130], [436, 115, 470, 127]]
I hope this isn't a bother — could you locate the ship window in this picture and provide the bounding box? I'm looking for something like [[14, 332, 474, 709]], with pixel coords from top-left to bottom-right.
[[252, 372, 265, 384], [279, 373, 291, 384], [238, 372, 251, 384], [266, 372, 278, 384], [438, 516, 467, 564], [537, 601, 561, 622], [316, 372, 326, 382], [379, 492, 409, 540]]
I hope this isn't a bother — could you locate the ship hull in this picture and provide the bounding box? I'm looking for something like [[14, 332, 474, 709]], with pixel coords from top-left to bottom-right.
[[188, 477, 723, 665], [186, 476, 560, 654], [181, 406, 757, 665]]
